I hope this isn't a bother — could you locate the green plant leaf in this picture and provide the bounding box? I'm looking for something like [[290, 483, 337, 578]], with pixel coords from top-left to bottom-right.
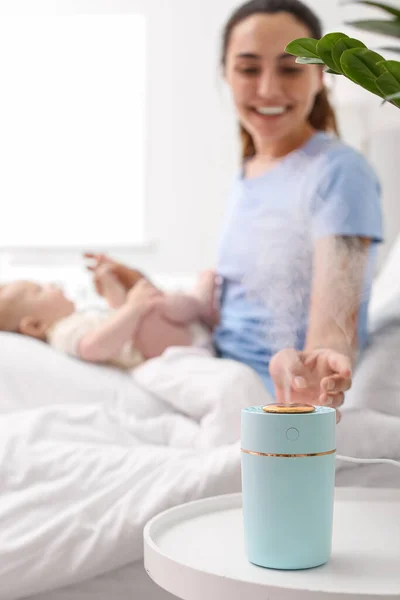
[[376, 71, 400, 106], [325, 67, 343, 74], [379, 59, 400, 78], [342, 1, 400, 20], [332, 37, 367, 73], [345, 19, 400, 39], [377, 59, 400, 105], [285, 38, 320, 58], [385, 90, 400, 100], [340, 47, 387, 96], [316, 33, 349, 71], [295, 56, 325, 64]]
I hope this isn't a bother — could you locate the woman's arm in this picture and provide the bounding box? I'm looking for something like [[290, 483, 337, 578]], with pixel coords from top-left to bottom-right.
[[270, 235, 371, 417], [305, 235, 371, 365]]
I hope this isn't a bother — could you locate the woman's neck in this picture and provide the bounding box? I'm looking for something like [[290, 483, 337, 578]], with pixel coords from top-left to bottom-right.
[[254, 123, 316, 161]]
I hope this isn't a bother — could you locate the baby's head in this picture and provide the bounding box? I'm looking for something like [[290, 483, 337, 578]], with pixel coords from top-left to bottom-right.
[[0, 280, 75, 339]]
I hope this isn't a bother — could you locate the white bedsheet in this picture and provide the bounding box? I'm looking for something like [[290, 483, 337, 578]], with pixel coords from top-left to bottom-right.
[[0, 347, 267, 600], [28, 562, 174, 600], [0, 405, 241, 600], [1, 345, 400, 600]]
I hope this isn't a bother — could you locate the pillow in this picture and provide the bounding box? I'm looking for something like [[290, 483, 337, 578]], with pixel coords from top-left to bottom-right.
[[369, 233, 400, 331], [0, 332, 160, 416], [344, 318, 400, 417], [340, 232, 400, 416]]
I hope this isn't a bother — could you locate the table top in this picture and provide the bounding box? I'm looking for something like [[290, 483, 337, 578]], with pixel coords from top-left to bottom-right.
[[144, 488, 400, 600]]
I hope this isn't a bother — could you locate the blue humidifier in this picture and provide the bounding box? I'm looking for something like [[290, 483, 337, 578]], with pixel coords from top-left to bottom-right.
[[241, 403, 336, 570]]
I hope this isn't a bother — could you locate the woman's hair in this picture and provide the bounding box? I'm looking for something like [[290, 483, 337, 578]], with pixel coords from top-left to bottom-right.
[[221, 0, 339, 159]]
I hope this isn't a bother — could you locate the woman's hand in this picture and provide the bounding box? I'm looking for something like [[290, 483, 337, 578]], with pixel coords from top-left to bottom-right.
[[269, 348, 352, 422]]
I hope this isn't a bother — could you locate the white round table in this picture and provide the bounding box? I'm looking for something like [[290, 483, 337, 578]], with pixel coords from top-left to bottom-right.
[[144, 487, 400, 600]]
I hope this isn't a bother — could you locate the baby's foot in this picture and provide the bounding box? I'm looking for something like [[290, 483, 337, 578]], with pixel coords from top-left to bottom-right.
[[192, 270, 220, 329], [96, 264, 127, 308]]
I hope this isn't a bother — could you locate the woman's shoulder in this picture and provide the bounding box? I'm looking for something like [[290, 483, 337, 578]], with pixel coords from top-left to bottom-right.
[[310, 132, 378, 183], [308, 133, 382, 241], [230, 132, 379, 192]]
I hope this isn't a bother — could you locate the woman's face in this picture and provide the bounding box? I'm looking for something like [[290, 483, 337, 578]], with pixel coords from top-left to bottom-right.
[[224, 12, 323, 149]]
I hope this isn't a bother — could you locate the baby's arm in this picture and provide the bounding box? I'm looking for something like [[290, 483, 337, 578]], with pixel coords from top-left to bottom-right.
[[78, 280, 161, 362]]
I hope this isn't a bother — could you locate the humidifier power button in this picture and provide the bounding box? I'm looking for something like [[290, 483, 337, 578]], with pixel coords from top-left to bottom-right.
[[286, 427, 299, 441]]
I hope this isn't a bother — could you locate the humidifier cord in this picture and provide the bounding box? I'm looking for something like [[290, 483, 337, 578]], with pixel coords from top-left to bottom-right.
[[336, 455, 400, 468]]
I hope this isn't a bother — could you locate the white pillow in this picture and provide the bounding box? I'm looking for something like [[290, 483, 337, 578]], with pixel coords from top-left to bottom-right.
[[345, 319, 400, 417], [0, 332, 160, 415], [339, 233, 400, 417], [369, 233, 400, 330]]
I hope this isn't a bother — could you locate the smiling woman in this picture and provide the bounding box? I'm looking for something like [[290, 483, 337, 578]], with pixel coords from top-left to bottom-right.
[[212, 0, 383, 413], [220, 0, 338, 164], [56, 0, 383, 417]]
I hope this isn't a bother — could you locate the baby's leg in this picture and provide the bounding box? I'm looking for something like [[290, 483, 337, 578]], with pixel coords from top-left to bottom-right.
[[190, 270, 220, 328], [162, 294, 205, 324], [162, 271, 220, 329], [96, 266, 128, 309], [134, 303, 192, 359]]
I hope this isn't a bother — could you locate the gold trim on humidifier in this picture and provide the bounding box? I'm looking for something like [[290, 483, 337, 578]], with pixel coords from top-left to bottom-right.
[[241, 448, 336, 458]]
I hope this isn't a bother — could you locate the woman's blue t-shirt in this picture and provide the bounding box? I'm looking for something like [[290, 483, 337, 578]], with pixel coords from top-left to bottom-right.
[[213, 132, 383, 395]]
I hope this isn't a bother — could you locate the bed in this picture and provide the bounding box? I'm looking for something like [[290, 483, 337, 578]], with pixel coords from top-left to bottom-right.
[[1, 240, 400, 600], [29, 563, 175, 600]]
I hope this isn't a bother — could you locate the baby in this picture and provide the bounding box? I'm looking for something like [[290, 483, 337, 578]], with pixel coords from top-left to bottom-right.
[[0, 262, 219, 369]]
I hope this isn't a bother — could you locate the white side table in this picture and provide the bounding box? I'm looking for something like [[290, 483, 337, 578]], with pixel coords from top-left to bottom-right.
[[144, 488, 400, 600]]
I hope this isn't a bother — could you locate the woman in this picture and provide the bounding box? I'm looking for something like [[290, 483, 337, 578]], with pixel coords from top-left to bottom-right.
[[87, 0, 382, 421]]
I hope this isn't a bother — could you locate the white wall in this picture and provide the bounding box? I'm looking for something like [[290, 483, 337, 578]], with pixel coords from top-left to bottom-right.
[[0, 0, 241, 277], [131, 0, 400, 274], [1, 0, 399, 278], [122, 0, 347, 275], [136, 0, 239, 274], [327, 1, 400, 269]]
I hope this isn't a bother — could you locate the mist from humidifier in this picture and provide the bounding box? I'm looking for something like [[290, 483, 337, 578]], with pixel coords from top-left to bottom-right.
[[241, 148, 369, 404]]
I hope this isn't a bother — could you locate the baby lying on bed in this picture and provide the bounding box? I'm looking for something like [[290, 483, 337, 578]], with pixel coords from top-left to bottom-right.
[[0, 262, 218, 369]]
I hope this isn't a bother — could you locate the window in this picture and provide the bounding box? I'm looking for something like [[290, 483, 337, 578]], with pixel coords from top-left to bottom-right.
[[0, 12, 146, 249]]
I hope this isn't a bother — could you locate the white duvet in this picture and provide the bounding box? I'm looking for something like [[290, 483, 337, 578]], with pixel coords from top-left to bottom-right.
[[0, 347, 268, 600], [1, 342, 400, 600]]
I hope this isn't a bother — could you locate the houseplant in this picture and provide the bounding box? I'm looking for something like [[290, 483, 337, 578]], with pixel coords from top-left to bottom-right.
[[286, 0, 400, 107]]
